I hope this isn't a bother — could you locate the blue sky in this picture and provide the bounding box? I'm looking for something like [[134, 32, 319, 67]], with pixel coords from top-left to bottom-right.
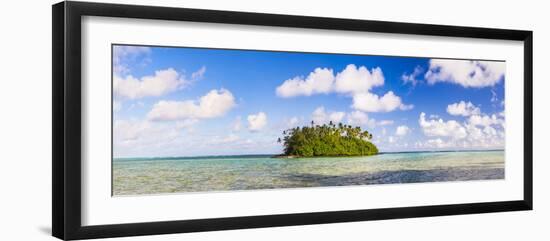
[[112, 45, 506, 158]]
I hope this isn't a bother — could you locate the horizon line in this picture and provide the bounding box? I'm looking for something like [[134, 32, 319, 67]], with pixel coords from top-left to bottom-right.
[[113, 149, 505, 160]]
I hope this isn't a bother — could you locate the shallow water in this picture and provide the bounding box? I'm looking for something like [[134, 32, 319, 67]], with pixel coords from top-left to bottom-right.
[[113, 150, 504, 195]]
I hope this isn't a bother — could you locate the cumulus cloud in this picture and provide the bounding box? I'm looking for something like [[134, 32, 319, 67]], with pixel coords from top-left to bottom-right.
[[377, 120, 394, 126], [419, 112, 467, 139], [352, 91, 412, 112], [418, 112, 505, 149], [311, 107, 346, 125], [113, 118, 203, 157], [446, 101, 481, 116], [276, 64, 411, 113], [113, 46, 151, 62], [147, 89, 236, 121], [275, 68, 335, 97], [113, 46, 151, 75], [248, 112, 268, 131], [395, 125, 410, 136], [114, 119, 152, 142], [285, 117, 301, 128], [114, 68, 188, 99], [417, 138, 455, 149], [275, 64, 386, 98], [425, 59, 505, 88], [114, 66, 207, 99], [113, 45, 207, 100], [468, 113, 503, 127], [333, 64, 385, 94], [346, 110, 376, 127], [402, 65, 423, 87]]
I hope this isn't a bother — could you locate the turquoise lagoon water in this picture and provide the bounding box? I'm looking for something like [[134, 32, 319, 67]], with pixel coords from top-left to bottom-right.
[[113, 150, 504, 195]]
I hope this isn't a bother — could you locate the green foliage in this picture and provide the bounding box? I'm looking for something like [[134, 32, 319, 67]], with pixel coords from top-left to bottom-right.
[[279, 121, 378, 157]]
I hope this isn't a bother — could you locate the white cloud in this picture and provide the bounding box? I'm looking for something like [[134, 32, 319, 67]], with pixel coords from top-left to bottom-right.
[[114, 119, 152, 142], [464, 122, 504, 148], [279, 116, 303, 129], [377, 120, 394, 126], [329, 112, 346, 124], [114, 66, 207, 99], [114, 68, 188, 99], [113, 46, 151, 62], [276, 64, 411, 113], [333, 64, 384, 94], [425, 59, 505, 88], [351, 91, 412, 112], [421, 138, 455, 149], [418, 112, 505, 149], [112, 46, 207, 100], [287, 117, 300, 127], [399, 103, 414, 111], [311, 107, 346, 125], [275, 68, 335, 97], [113, 118, 202, 157], [346, 110, 375, 127], [275, 64, 386, 98], [113, 46, 151, 75], [247, 112, 268, 132], [395, 125, 410, 136], [191, 66, 207, 80], [402, 65, 423, 86], [467, 114, 503, 127], [147, 89, 236, 121], [419, 112, 467, 139], [446, 101, 481, 116]]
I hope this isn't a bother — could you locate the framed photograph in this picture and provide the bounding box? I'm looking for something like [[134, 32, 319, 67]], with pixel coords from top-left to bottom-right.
[[52, 1, 533, 240]]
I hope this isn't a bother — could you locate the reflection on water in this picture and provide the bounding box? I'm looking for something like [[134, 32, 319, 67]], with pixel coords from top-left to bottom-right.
[[113, 150, 504, 195]]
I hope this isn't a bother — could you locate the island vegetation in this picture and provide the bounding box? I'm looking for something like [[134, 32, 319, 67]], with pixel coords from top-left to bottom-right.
[[276, 121, 378, 157]]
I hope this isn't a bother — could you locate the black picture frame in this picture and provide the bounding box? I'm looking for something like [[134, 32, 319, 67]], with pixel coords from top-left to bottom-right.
[[52, 1, 533, 240]]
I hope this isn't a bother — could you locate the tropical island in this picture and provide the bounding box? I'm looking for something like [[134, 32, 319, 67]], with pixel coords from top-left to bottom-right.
[[276, 121, 378, 158]]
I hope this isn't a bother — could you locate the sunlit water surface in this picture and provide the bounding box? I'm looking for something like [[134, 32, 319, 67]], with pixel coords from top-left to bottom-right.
[[113, 150, 504, 195]]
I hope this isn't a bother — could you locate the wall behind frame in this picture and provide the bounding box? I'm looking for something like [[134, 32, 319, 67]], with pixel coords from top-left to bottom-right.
[[0, 0, 547, 240]]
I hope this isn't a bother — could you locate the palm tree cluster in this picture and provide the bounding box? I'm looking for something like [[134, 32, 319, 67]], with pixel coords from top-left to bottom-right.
[[278, 121, 378, 157]]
